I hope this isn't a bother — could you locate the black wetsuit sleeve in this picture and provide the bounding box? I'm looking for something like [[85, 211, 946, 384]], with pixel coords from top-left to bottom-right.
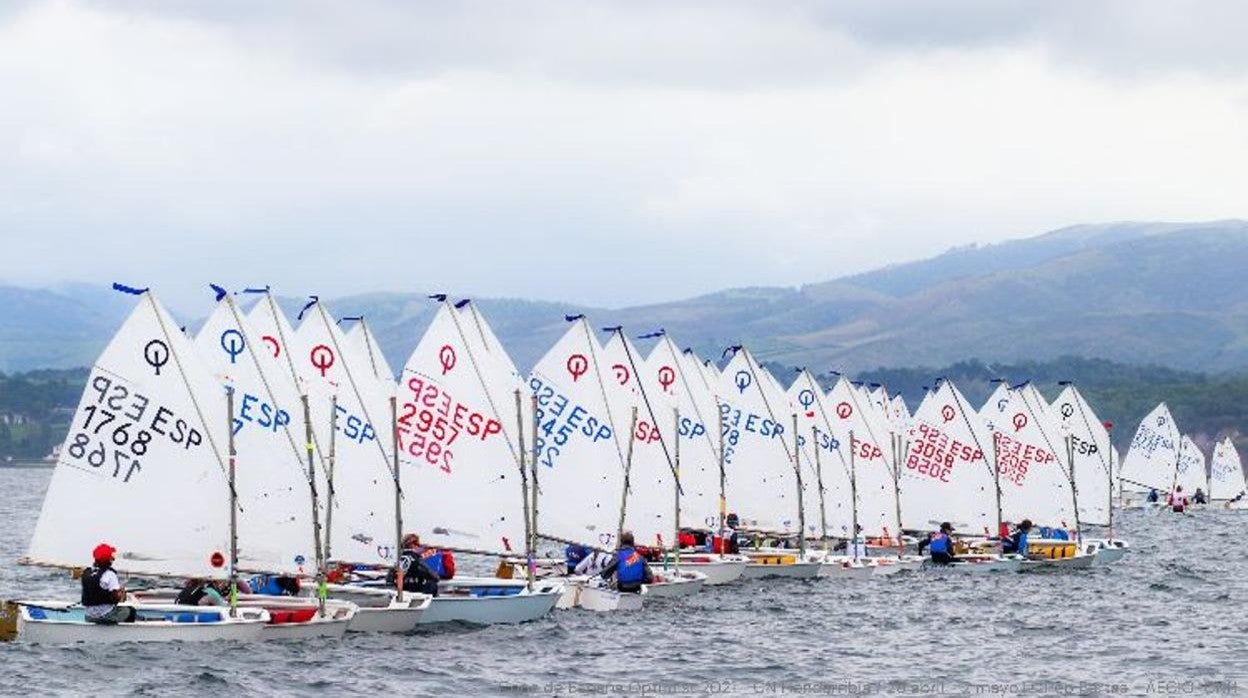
[[917, 537, 931, 554], [599, 557, 619, 581], [642, 562, 654, 585]]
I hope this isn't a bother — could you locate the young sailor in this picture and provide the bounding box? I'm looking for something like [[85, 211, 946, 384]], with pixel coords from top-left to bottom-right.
[[81, 543, 134, 624], [1146, 488, 1159, 504], [919, 522, 956, 565], [1193, 487, 1208, 505], [1167, 486, 1189, 513], [598, 531, 654, 594], [392, 533, 442, 596], [1002, 520, 1033, 556]]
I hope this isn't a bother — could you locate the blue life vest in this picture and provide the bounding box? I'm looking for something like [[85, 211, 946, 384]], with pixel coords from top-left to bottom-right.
[[250, 576, 286, 596], [928, 532, 951, 555], [1016, 531, 1029, 555], [1051, 529, 1069, 541], [565, 544, 590, 570], [616, 547, 645, 585], [417, 547, 446, 578]]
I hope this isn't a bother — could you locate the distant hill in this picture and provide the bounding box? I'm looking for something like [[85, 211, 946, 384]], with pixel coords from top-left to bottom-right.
[[3, 220, 1247, 374]]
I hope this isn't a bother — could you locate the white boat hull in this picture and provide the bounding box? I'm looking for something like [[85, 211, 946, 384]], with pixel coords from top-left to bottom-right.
[[669, 555, 749, 585], [416, 578, 563, 624], [131, 590, 357, 640], [316, 584, 431, 633], [741, 561, 822, 579], [817, 557, 877, 579], [643, 570, 707, 598], [870, 556, 925, 577], [1085, 539, 1131, 566], [577, 583, 644, 612], [925, 555, 1023, 573], [16, 602, 268, 644]]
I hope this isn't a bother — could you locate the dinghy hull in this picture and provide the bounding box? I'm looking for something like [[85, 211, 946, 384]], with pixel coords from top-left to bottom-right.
[[416, 578, 563, 624], [16, 602, 268, 644], [643, 570, 707, 598], [669, 555, 748, 585]]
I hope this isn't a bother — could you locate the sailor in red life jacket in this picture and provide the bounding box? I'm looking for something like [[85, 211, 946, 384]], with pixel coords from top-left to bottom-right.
[[598, 531, 654, 594], [1167, 485, 1190, 513]]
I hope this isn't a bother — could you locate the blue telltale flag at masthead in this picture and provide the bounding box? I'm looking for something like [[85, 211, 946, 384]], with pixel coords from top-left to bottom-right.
[[209, 283, 228, 302], [297, 296, 319, 321], [111, 282, 149, 296], [722, 344, 742, 359], [338, 315, 363, 325], [454, 299, 471, 309], [637, 328, 665, 339], [564, 314, 585, 322], [241, 286, 270, 295], [428, 293, 448, 302]]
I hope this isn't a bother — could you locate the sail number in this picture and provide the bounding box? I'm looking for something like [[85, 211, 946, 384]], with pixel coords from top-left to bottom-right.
[[64, 375, 206, 483], [992, 432, 1054, 486], [1129, 427, 1173, 459], [398, 376, 502, 473], [530, 376, 612, 469], [906, 422, 981, 483], [718, 404, 784, 465]]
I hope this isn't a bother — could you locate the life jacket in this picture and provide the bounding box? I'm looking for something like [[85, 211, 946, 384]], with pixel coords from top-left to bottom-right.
[[440, 551, 456, 580], [1016, 531, 1030, 555], [565, 544, 590, 570], [417, 546, 446, 579], [678, 531, 697, 548], [615, 547, 646, 586], [928, 532, 951, 555], [176, 582, 208, 606], [1051, 529, 1069, 541], [252, 575, 299, 596], [81, 564, 115, 607]]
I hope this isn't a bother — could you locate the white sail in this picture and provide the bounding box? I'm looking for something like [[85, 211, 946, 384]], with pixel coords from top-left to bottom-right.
[[344, 319, 396, 390], [195, 298, 316, 575], [397, 302, 529, 555], [1119, 403, 1180, 494], [885, 394, 910, 432], [295, 301, 397, 566], [985, 384, 1073, 529], [459, 300, 523, 379], [598, 330, 679, 548], [822, 376, 902, 539], [29, 293, 232, 578], [642, 337, 723, 533], [1051, 385, 1114, 526], [1209, 438, 1246, 501], [1175, 435, 1208, 495], [527, 320, 629, 549], [718, 348, 803, 534], [787, 371, 853, 539], [900, 380, 996, 535]]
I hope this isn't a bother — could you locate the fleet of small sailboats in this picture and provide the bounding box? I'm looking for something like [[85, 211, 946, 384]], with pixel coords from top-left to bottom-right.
[[10, 284, 1246, 643]]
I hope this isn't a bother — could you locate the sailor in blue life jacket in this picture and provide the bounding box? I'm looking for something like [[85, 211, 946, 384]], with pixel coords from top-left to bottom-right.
[[389, 533, 441, 596], [917, 522, 956, 565], [1002, 519, 1033, 556], [599, 531, 654, 593], [1146, 488, 1159, 503], [565, 543, 593, 573], [81, 543, 135, 624]]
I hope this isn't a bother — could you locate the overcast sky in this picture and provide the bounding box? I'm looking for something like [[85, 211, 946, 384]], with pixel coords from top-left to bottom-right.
[[2, 1, 1246, 309]]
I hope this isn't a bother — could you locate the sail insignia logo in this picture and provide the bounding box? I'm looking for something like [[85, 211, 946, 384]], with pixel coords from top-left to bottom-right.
[[734, 371, 752, 394]]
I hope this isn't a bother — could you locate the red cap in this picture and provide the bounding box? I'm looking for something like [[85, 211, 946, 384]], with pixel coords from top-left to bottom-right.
[[93, 543, 116, 562]]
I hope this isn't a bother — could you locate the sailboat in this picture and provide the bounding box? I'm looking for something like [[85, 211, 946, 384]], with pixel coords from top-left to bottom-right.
[[393, 299, 563, 623], [718, 347, 821, 578], [1118, 403, 1181, 508], [1051, 384, 1130, 565], [1175, 436, 1209, 507], [523, 318, 642, 611], [1209, 438, 1247, 508], [901, 379, 1021, 573], [983, 382, 1094, 569], [786, 371, 875, 578], [258, 296, 432, 632], [129, 292, 357, 638], [598, 329, 709, 597], [16, 289, 270, 642], [641, 337, 748, 586]]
